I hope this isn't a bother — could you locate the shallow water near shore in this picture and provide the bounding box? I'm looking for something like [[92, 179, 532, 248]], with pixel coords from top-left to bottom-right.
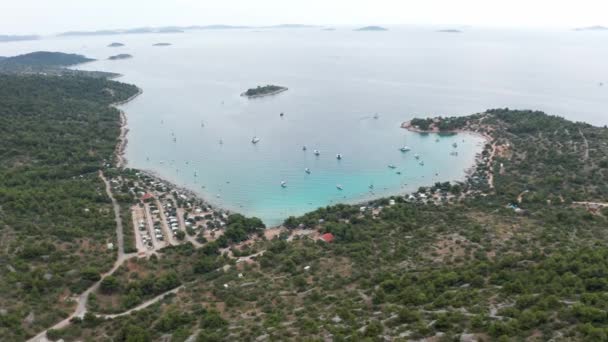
[[2, 27, 607, 225]]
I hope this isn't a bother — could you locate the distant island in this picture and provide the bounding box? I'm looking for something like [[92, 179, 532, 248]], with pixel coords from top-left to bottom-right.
[[322, 27, 336, 31], [0, 34, 39, 42], [153, 43, 172, 46], [158, 27, 184, 33], [54, 24, 319, 37], [437, 29, 463, 33], [108, 54, 133, 60], [241, 85, 288, 98], [574, 25, 608, 31], [108, 42, 125, 47], [355, 26, 388, 31]]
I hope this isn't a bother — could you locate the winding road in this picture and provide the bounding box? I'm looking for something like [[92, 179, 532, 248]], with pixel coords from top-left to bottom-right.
[[28, 171, 137, 342]]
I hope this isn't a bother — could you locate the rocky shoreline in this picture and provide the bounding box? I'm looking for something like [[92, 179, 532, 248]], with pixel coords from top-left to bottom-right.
[[112, 87, 142, 168]]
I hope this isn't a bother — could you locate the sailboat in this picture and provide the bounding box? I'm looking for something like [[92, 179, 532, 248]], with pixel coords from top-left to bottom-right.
[[251, 136, 260, 144], [336, 184, 343, 190], [302, 145, 307, 151], [305, 168, 311, 174], [452, 142, 458, 148], [400, 146, 411, 152], [314, 150, 320, 156], [414, 154, 420, 160], [281, 181, 287, 188], [336, 153, 343, 160], [388, 164, 396, 169]]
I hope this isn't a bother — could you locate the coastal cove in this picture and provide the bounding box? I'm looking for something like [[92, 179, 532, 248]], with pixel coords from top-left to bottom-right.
[[3, 27, 607, 225]]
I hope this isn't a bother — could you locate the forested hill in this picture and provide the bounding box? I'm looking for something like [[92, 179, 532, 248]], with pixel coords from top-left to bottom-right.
[[0, 51, 115, 78], [0, 51, 93, 68], [0, 75, 138, 340]]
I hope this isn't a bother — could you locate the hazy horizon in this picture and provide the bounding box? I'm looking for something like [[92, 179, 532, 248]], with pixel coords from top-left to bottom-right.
[[2, 0, 608, 35]]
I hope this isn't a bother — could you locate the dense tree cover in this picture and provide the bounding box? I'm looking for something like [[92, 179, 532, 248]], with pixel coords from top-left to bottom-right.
[[3, 73, 607, 342], [0, 51, 94, 68], [0, 74, 138, 340]]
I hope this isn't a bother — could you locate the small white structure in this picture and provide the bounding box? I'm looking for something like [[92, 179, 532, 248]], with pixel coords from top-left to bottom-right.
[[107, 243, 114, 250], [304, 265, 311, 271], [389, 199, 396, 206]]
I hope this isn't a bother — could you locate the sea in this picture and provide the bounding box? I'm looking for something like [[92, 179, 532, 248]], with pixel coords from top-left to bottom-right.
[[2, 26, 607, 225]]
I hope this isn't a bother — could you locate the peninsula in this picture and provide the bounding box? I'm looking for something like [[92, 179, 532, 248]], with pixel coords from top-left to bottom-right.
[[241, 84, 288, 98], [108, 54, 133, 60]]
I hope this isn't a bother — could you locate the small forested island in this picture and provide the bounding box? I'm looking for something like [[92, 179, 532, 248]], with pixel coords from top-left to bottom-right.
[[241, 84, 288, 98], [152, 42, 172, 46], [108, 54, 133, 60], [107, 42, 124, 47], [355, 25, 388, 31]]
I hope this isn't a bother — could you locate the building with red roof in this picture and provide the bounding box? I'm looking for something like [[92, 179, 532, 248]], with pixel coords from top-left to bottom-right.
[[141, 193, 154, 202], [321, 233, 335, 243]]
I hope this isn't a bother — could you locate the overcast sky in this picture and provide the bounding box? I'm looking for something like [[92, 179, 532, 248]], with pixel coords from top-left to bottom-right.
[[2, 0, 607, 34]]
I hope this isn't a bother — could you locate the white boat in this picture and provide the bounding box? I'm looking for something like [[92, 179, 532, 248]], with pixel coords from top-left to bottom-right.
[[369, 184, 374, 189], [305, 168, 311, 174], [400, 146, 411, 152], [336, 153, 343, 160], [452, 142, 458, 148], [336, 184, 343, 190], [314, 150, 320, 156], [388, 164, 396, 169], [414, 154, 420, 159], [281, 181, 287, 188], [251, 136, 260, 144], [419, 161, 424, 166]]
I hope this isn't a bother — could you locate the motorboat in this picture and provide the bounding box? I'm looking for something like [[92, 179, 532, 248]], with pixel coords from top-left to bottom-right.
[[336, 153, 343, 160], [251, 136, 260, 144], [305, 168, 311, 174]]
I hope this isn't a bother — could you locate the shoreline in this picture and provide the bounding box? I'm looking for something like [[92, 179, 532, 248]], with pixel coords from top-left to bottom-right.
[[402, 118, 496, 191], [112, 87, 143, 168], [241, 87, 288, 98]]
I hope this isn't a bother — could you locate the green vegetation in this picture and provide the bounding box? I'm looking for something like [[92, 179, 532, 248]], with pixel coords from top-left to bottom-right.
[[48, 109, 608, 341], [3, 68, 608, 341], [0, 51, 93, 69], [0, 74, 138, 340], [0, 51, 114, 78], [242, 84, 287, 97]]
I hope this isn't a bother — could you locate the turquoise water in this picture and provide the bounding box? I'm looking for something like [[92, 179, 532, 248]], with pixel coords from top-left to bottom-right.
[[2, 27, 607, 225]]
